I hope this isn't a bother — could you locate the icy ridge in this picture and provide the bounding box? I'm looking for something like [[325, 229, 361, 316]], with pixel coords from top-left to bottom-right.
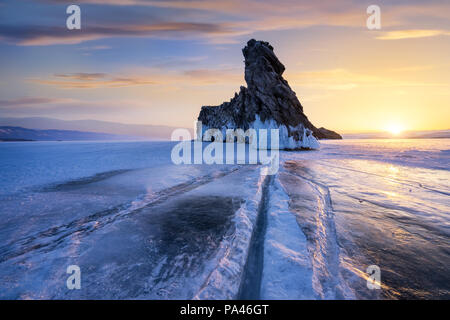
[[193, 167, 271, 299], [303, 178, 355, 299], [279, 165, 356, 299], [260, 176, 316, 299]]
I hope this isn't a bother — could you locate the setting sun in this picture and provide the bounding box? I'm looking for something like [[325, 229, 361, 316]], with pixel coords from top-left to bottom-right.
[[386, 124, 404, 135]]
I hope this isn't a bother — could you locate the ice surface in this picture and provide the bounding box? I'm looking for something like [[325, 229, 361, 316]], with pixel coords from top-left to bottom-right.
[[0, 141, 270, 299], [260, 177, 316, 299], [0, 138, 448, 299], [284, 138, 450, 171], [279, 139, 450, 299]]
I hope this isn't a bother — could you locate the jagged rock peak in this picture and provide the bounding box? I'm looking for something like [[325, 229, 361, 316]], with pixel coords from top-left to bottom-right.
[[198, 39, 341, 149], [243, 39, 285, 80]]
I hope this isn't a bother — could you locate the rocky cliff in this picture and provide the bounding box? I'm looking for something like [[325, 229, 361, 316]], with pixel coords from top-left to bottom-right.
[[198, 39, 341, 149]]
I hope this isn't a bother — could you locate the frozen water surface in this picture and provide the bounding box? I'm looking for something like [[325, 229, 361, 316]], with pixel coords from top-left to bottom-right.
[[0, 139, 448, 299], [278, 139, 450, 299]]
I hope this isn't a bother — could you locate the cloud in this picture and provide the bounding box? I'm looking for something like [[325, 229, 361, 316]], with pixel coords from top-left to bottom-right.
[[2, 0, 450, 46], [30, 73, 158, 88], [376, 29, 450, 40], [0, 97, 71, 107], [54, 73, 107, 80], [28, 64, 450, 91], [29, 67, 242, 89], [0, 22, 236, 46]]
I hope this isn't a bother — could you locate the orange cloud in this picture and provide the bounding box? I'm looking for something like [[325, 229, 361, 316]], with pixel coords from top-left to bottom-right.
[[376, 29, 450, 40], [29, 68, 242, 89], [31, 77, 157, 89]]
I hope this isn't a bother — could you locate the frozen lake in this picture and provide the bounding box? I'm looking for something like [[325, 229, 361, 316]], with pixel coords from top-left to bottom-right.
[[0, 139, 448, 299]]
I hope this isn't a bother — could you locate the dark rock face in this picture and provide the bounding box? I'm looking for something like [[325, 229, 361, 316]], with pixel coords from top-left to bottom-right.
[[316, 127, 343, 140], [198, 39, 341, 149]]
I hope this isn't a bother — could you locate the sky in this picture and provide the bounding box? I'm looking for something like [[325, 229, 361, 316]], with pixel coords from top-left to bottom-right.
[[0, 0, 449, 133]]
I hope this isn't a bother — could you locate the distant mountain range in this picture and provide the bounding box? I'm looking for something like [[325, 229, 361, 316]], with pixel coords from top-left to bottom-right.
[[0, 126, 139, 141], [0, 117, 448, 141], [0, 117, 183, 141]]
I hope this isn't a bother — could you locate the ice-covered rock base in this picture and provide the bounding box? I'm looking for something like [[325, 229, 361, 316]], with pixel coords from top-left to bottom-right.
[[200, 115, 319, 150]]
